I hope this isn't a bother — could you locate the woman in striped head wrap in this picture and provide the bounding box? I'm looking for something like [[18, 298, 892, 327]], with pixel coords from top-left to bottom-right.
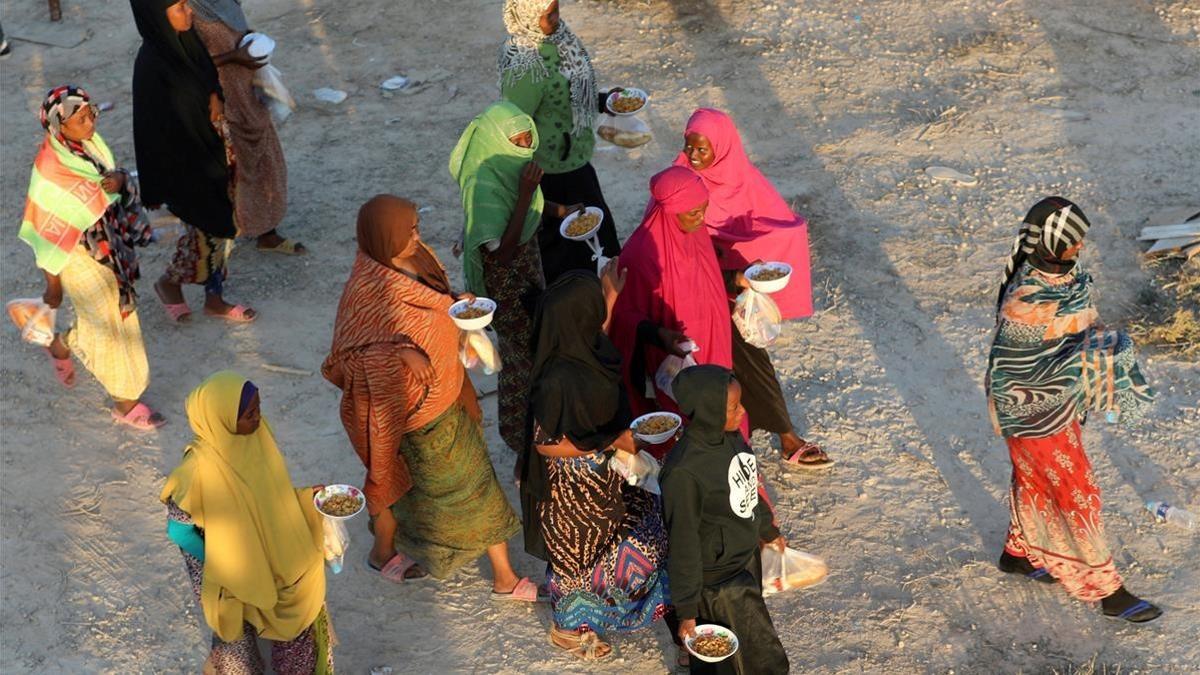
[[987, 197, 1159, 623], [18, 84, 164, 430]]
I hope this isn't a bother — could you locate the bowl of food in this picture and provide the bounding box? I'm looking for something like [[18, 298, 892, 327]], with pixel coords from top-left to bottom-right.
[[449, 297, 497, 331], [685, 625, 739, 663], [744, 262, 792, 294], [559, 207, 604, 241], [630, 412, 682, 444], [313, 484, 365, 520], [606, 87, 649, 116]]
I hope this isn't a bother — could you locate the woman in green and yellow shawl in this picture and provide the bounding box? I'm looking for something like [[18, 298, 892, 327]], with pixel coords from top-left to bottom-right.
[[162, 371, 335, 672], [17, 85, 163, 430], [449, 100, 580, 457]]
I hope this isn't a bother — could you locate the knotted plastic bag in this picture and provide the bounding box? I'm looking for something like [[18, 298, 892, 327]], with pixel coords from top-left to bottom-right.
[[321, 517, 349, 574], [761, 547, 828, 597], [654, 343, 698, 402], [597, 115, 652, 148], [254, 64, 296, 125], [459, 329, 502, 375], [733, 289, 782, 348], [611, 450, 661, 494], [6, 298, 56, 347]]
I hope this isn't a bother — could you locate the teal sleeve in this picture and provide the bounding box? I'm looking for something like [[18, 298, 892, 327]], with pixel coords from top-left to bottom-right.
[[501, 72, 544, 118], [167, 519, 206, 562]]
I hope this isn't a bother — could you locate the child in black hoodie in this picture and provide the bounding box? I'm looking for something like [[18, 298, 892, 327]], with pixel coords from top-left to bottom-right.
[[660, 365, 790, 674]]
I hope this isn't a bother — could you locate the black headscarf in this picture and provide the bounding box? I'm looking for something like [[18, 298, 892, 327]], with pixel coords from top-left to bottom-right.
[[130, 0, 235, 238], [997, 196, 1091, 314], [520, 272, 631, 560]]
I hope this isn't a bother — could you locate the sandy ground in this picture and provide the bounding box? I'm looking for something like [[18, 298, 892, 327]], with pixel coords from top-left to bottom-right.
[[2, 0, 1198, 672]]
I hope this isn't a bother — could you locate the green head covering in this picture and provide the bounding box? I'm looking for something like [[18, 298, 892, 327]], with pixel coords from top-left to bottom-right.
[[448, 101, 545, 296]]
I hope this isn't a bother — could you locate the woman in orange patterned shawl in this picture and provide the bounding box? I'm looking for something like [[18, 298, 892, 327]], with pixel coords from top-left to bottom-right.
[[322, 195, 538, 600]]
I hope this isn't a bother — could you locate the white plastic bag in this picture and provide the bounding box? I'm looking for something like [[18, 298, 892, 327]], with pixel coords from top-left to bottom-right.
[[6, 298, 56, 347], [611, 450, 661, 494], [654, 342, 698, 402], [733, 289, 782, 348], [459, 329, 502, 375], [597, 115, 652, 148], [761, 547, 827, 597], [321, 517, 350, 574], [253, 64, 295, 125]]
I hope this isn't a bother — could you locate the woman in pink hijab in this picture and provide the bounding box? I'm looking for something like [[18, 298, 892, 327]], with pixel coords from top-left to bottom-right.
[[674, 107, 832, 469], [608, 166, 732, 456]]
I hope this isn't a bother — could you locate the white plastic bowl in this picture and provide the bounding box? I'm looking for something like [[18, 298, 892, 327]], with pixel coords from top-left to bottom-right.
[[239, 32, 275, 60], [744, 262, 792, 294], [630, 412, 682, 444], [606, 87, 649, 116], [559, 207, 605, 241], [685, 624, 740, 664], [449, 297, 497, 331], [313, 484, 365, 521]]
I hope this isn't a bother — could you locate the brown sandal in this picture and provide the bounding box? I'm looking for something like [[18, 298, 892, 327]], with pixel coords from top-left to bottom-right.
[[549, 625, 612, 660]]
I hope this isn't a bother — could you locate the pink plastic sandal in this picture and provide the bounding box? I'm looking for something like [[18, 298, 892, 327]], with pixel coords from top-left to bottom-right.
[[368, 552, 428, 583], [492, 576, 541, 603], [154, 281, 192, 323], [44, 348, 76, 388], [112, 402, 166, 431], [204, 304, 257, 323]]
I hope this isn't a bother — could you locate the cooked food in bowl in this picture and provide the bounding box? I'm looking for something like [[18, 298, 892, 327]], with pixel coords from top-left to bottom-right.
[[750, 266, 789, 281], [566, 212, 601, 237], [454, 303, 491, 319], [319, 492, 362, 517], [636, 414, 677, 436], [610, 90, 645, 113], [691, 634, 734, 658]]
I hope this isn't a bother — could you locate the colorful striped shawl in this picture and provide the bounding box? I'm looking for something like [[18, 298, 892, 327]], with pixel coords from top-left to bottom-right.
[[987, 265, 1154, 438], [19, 134, 118, 274]]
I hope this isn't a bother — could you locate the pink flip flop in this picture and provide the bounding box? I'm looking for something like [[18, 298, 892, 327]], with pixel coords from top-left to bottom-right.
[[491, 576, 542, 603], [368, 552, 428, 583], [112, 402, 166, 431], [154, 281, 192, 323], [44, 348, 76, 388], [204, 304, 257, 323]]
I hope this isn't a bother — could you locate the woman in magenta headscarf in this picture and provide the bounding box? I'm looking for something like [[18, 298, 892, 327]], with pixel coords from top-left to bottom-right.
[[608, 166, 730, 454], [674, 108, 832, 469]]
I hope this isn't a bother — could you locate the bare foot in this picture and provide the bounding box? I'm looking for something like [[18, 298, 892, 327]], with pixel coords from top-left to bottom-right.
[[154, 277, 186, 305]]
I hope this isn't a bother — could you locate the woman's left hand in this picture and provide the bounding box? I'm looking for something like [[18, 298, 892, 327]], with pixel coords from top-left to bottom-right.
[[455, 291, 477, 304], [560, 202, 585, 219], [311, 484, 326, 494], [763, 535, 787, 552], [600, 257, 626, 300], [100, 171, 126, 194]]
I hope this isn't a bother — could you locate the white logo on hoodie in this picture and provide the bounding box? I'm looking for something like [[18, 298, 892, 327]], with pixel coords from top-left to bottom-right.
[[727, 452, 758, 518]]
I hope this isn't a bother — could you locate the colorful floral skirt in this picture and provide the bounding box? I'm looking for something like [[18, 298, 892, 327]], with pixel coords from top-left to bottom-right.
[[542, 453, 669, 632], [1004, 420, 1123, 601]]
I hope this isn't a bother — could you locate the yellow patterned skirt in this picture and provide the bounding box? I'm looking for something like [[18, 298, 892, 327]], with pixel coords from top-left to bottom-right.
[[60, 247, 149, 401]]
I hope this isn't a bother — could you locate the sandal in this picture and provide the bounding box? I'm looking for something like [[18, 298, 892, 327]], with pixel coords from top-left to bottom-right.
[[782, 440, 835, 470], [549, 625, 612, 660], [367, 552, 428, 583], [491, 576, 541, 603], [1104, 599, 1162, 624], [112, 402, 166, 431], [204, 304, 257, 323], [45, 348, 76, 388], [997, 552, 1055, 584], [154, 280, 192, 323], [257, 238, 308, 256]]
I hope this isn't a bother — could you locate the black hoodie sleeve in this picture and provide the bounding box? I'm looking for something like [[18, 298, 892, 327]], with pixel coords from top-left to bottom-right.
[[662, 470, 705, 621], [754, 493, 781, 543]]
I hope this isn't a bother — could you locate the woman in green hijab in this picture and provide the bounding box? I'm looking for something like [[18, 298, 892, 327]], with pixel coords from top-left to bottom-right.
[[449, 100, 578, 457]]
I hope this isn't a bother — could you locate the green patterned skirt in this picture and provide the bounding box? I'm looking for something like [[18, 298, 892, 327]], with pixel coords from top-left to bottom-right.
[[388, 402, 521, 578]]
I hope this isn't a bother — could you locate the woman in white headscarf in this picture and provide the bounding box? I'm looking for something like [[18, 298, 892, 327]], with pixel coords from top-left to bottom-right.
[[498, 0, 621, 283]]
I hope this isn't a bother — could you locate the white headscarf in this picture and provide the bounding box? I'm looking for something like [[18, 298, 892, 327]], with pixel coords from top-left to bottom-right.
[[498, 0, 597, 135]]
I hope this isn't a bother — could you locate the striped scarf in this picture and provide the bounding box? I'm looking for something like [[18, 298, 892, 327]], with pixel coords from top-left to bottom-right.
[[997, 196, 1091, 315]]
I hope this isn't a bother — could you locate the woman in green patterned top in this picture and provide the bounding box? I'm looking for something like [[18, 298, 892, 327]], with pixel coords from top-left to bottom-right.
[[498, 0, 622, 283]]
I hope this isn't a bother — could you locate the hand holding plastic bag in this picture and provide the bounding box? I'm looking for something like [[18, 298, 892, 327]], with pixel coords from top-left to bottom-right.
[[6, 298, 57, 347], [253, 64, 295, 125], [733, 289, 782, 348], [321, 517, 349, 574], [611, 450, 661, 494], [597, 115, 652, 148], [654, 341, 698, 402], [459, 329, 502, 375], [761, 546, 828, 597]]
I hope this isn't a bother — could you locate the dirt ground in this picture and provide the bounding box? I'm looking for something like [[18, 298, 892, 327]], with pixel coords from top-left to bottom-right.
[[1, 0, 1198, 672]]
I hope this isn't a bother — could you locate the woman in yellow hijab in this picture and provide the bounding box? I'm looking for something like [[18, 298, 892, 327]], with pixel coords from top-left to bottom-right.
[[162, 371, 334, 673]]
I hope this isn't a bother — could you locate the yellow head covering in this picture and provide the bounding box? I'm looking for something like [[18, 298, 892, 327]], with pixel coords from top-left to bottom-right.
[[161, 371, 326, 642]]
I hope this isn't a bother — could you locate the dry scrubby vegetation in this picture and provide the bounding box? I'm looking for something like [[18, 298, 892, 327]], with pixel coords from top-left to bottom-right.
[[1130, 259, 1200, 359]]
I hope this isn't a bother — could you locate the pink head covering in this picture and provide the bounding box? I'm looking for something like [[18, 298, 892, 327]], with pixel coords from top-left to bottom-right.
[[674, 108, 813, 319], [608, 166, 733, 430]]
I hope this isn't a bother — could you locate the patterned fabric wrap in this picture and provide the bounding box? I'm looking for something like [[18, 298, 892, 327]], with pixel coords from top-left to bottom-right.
[[1004, 421, 1123, 601], [22, 86, 152, 315], [540, 453, 669, 632], [988, 265, 1153, 438], [498, 0, 597, 135]]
